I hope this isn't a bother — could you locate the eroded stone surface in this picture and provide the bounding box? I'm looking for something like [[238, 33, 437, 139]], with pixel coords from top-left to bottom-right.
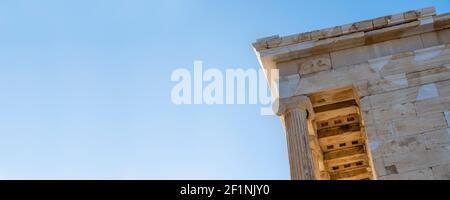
[[254, 7, 450, 180]]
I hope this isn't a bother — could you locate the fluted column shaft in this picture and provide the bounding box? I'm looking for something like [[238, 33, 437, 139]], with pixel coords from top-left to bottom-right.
[[275, 95, 316, 180]]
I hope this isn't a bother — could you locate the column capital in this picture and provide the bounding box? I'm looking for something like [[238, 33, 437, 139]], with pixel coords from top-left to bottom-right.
[[273, 95, 314, 118]]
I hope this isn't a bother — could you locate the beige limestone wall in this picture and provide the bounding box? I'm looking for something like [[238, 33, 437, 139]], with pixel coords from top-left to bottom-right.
[[254, 7, 450, 180], [277, 29, 450, 180], [361, 42, 450, 180]]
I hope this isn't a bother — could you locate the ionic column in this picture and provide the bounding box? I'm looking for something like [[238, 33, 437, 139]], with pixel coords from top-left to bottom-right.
[[275, 95, 316, 180]]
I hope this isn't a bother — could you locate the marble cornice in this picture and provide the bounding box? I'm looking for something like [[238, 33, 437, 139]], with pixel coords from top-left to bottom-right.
[[253, 7, 450, 63]]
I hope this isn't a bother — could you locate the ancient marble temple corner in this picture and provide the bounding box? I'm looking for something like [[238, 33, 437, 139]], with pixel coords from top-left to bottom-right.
[[253, 7, 450, 180]]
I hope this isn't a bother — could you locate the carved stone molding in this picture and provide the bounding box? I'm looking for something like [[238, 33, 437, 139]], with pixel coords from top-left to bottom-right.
[[298, 56, 332, 76], [274, 95, 315, 118]]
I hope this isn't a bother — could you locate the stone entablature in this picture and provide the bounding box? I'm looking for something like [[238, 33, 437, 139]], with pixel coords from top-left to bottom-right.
[[253, 7, 450, 91], [254, 7, 450, 180], [253, 7, 443, 52], [278, 43, 450, 98]]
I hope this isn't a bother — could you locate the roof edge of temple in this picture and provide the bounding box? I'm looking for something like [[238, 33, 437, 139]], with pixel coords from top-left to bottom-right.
[[252, 7, 438, 52]]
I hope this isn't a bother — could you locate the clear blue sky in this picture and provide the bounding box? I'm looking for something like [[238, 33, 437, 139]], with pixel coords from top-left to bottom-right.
[[0, 0, 449, 179]]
